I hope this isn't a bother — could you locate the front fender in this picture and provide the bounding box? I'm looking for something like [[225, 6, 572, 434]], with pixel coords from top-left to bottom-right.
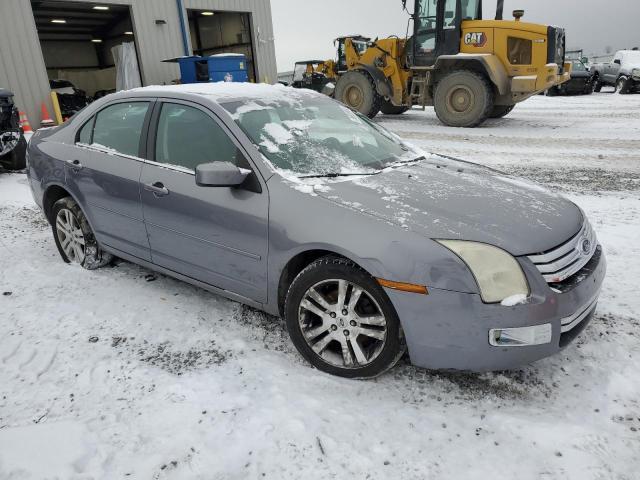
[[355, 65, 394, 99]]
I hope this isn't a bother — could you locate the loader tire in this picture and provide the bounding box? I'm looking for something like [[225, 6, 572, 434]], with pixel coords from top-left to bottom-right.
[[434, 70, 493, 128], [335, 71, 381, 118], [489, 105, 515, 118], [380, 100, 410, 115]]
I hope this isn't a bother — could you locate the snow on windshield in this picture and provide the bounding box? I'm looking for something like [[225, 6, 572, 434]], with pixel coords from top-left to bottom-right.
[[222, 94, 415, 177]]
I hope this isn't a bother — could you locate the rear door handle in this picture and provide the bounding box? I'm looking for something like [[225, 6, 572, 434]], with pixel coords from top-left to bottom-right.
[[66, 159, 83, 171], [144, 182, 170, 197]]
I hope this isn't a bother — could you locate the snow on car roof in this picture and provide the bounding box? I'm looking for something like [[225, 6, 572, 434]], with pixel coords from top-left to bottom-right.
[[129, 82, 323, 104]]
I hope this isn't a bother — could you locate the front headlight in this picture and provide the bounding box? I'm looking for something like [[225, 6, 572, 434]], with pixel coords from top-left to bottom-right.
[[632, 68, 640, 79], [436, 240, 529, 304]]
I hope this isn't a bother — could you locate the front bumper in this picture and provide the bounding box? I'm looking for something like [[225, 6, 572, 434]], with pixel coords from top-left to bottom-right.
[[386, 245, 606, 372]]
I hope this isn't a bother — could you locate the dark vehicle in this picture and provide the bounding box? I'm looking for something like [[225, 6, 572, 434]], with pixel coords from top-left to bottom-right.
[[591, 50, 640, 94], [50, 80, 92, 118], [27, 83, 605, 379], [547, 60, 595, 96], [0, 88, 27, 171]]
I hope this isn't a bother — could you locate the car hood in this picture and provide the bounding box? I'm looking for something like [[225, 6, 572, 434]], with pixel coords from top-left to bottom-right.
[[315, 156, 583, 256]]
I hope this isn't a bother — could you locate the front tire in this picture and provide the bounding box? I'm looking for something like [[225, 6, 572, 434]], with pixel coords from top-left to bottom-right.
[[434, 70, 493, 128], [285, 256, 405, 379], [0, 136, 27, 171], [488, 105, 515, 119], [51, 197, 113, 270], [617, 76, 630, 94], [335, 71, 382, 118]]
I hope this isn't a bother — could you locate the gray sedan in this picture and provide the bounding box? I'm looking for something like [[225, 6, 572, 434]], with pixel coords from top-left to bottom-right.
[[26, 83, 606, 378]]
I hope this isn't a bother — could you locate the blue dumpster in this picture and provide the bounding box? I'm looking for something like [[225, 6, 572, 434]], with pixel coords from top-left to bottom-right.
[[171, 54, 249, 84]]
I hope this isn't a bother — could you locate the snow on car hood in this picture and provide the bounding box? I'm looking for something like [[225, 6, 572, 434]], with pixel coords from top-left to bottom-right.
[[316, 156, 583, 256]]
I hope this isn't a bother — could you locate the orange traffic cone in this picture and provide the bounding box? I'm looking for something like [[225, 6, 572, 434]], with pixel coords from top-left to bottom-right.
[[19, 111, 33, 134], [40, 102, 55, 127]]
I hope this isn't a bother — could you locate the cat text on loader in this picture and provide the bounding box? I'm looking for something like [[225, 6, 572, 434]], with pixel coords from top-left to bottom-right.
[[334, 0, 572, 127]]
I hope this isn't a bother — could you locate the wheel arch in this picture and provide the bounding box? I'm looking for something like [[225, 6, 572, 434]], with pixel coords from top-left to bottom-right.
[[42, 183, 74, 224], [434, 55, 509, 95], [276, 247, 378, 318], [352, 65, 393, 98]]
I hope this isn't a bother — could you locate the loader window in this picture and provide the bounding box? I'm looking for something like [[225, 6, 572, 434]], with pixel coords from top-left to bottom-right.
[[507, 37, 532, 65], [461, 0, 482, 20], [416, 0, 438, 53]]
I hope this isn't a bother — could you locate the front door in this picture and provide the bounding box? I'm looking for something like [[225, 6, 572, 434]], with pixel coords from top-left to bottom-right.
[[66, 100, 152, 261], [140, 101, 269, 303], [412, 0, 462, 67]]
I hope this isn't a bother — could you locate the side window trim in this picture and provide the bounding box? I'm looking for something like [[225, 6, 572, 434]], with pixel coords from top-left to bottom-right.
[[75, 115, 95, 145]]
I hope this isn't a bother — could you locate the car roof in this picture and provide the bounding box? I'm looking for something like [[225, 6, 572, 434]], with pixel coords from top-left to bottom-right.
[[123, 82, 323, 105], [0, 88, 13, 98]]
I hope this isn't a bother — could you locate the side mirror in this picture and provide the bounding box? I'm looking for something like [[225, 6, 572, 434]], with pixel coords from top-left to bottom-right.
[[614, 59, 621, 65], [195, 162, 250, 187]]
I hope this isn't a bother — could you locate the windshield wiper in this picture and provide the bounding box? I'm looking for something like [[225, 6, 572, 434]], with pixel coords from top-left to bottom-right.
[[298, 172, 380, 179], [386, 155, 427, 168]]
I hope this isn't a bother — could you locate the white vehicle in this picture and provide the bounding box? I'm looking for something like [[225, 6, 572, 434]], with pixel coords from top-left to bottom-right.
[[591, 50, 640, 94]]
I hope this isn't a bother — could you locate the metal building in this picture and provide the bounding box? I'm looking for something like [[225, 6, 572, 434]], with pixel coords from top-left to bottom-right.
[[0, 0, 277, 128]]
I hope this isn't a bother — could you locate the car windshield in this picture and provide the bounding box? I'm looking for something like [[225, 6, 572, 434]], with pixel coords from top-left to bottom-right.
[[572, 60, 587, 71], [222, 95, 416, 177]]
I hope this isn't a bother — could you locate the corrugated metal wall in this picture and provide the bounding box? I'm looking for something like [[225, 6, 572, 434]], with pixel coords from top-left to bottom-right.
[[0, 0, 277, 128]]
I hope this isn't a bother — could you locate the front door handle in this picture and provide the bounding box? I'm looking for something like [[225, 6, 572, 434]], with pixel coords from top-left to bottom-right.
[[144, 182, 170, 197]]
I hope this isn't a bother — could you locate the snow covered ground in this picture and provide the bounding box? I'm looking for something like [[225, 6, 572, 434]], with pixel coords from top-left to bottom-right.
[[1, 92, 639, 479]]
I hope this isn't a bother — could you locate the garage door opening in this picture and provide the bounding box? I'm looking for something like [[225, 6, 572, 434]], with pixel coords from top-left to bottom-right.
[[31, 0, 141, 118], [188, 9, 257, 82]]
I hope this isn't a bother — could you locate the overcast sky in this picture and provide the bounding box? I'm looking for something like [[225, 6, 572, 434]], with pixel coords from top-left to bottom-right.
[[270, 0, 640, 72]]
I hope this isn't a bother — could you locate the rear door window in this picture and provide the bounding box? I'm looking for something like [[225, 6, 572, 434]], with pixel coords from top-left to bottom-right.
[[77, 117, 94, 144], [92, 102, 149, 157]]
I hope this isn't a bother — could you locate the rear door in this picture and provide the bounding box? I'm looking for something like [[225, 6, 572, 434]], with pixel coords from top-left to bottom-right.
[[67, 100, 152, 260], [140, 100, 269, 303]]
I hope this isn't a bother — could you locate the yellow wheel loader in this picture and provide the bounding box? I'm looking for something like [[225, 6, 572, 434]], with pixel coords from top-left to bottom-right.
[[315, 0, 572, 127]]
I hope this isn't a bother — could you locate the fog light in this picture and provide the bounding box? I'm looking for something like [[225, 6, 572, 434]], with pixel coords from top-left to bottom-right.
[[489, 324, 552, 347]]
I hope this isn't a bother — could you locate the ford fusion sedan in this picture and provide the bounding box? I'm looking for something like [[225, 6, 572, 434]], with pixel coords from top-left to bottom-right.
[[26, 83, 606, 378]]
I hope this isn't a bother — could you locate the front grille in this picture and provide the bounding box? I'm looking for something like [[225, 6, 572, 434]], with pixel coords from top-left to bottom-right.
[[527, 220, 597, 284], [547, 26, 566, 73]]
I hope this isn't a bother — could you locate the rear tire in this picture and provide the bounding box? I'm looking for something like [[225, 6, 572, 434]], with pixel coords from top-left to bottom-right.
[[284, 256, 405, 379], [0, 136, 27, 171], [593, 75, 602, 92], [434, 70, 493, 128], [335, 71, 382, 118], [380, 100, 410, 115], [489, 105, 515, 119], [51, 197, 113, 270]]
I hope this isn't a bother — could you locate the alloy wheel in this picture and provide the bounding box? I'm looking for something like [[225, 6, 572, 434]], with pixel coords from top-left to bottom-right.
[[55, 208, 86, 263], [298, 279, 388, 368]]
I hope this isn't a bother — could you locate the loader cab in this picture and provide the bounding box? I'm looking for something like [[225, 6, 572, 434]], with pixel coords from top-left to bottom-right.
[[408, 0, 482, 67], [335, 35, 371, 72]]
